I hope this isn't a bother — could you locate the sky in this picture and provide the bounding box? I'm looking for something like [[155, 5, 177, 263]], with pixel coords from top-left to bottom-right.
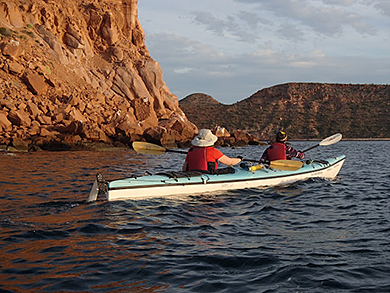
[[138, 0, 390, 104]]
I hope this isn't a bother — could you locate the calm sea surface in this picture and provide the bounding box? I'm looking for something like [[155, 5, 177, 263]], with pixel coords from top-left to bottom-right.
[[0, 141, 389, 293]]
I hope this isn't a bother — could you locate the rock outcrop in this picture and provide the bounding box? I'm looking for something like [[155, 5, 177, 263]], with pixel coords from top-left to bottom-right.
[[0, 0, 197, 151]]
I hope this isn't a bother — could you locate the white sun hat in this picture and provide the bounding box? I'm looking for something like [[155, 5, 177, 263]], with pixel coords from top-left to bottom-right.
[[191, 129, 218, 147]]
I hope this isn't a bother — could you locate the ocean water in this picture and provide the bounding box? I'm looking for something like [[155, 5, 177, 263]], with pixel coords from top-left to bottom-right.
[[0, 141, 389, 292]]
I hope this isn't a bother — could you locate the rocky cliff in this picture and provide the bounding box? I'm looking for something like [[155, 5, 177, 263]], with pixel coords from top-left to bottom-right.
[[0, 0, 197, 151], [180, 83, 390, 140]]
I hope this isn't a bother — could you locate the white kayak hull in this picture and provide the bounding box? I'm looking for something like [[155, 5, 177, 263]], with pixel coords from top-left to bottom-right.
[[88, 155, 345, 202]]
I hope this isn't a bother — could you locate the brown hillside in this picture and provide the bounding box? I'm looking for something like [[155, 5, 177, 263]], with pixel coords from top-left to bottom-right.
[[180, 93, 221, 106], [180, 93, 230, 128], [179, 83, 390, 140]]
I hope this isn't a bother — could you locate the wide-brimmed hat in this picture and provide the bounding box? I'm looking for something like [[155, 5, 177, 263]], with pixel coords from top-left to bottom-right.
[[192, 129, 218, 147]]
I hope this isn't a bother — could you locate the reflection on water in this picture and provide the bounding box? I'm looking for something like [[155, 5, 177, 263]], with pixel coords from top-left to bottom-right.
[[1, 142, 390, 292]]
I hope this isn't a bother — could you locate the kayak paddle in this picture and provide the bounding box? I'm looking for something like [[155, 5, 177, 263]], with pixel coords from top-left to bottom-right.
[[242, 158, 303, 171], [132, 141, 187, 155], [303, 133, 342, 152]]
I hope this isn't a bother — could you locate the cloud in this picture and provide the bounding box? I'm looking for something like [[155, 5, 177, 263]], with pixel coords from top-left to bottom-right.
[[321, 0, 357, 6], [234, 0, 376, 36], [236, 10, 272, 29], [192, 11, 259, 43], [277, 23, 305, 41], [192, 11, 228, 36], [174, 68, 194, 74], [375, 1, 390, 17]]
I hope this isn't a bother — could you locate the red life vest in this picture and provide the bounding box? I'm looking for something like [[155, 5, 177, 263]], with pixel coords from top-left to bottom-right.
[[186, 147, 218, 171], [267, 142, 287, 161]]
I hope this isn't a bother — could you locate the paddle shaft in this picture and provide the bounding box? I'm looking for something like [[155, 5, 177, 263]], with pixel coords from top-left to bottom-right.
[[303, 133, 342, 153], [165, 149, 188, 154], [303, 144, 319, 152], [243, 158, 260, 163]]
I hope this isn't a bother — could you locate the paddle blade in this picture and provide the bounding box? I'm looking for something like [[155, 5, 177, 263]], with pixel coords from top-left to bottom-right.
[[270, 160, 303, 171], [319, 133, 342, 146], [87, 177, 99, 203], [132, 141, 167, 155]]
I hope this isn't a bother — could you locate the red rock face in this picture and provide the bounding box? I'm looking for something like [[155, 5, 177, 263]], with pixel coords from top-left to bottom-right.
[[0, 0, 197, 150]]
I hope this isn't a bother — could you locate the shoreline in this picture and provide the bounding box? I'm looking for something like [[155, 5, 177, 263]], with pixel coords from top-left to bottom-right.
[[1, 138, 389, 153]]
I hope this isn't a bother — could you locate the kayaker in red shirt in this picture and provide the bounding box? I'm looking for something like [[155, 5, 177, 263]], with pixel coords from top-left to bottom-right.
[[183, 129, 242, 172], [260, 131, 305, 163]]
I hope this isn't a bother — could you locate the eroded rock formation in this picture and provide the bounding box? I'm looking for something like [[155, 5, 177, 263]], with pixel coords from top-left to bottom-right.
[[0, 0, 197, 151]]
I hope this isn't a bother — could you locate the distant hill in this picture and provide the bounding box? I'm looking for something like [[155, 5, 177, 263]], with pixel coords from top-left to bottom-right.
[[180, 93, 221, 106], [179, 83, 390, 140]]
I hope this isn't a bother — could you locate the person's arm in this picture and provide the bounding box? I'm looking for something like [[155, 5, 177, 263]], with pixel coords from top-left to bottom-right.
[[286, 145, 305, 159], [218, 155, 242, 166]]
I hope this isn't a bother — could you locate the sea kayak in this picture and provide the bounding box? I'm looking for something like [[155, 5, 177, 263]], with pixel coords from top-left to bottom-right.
[[87, 155, 345, 202]]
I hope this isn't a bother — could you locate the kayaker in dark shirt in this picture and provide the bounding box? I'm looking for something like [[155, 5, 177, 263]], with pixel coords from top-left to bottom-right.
[[260, 131, 305, 163]]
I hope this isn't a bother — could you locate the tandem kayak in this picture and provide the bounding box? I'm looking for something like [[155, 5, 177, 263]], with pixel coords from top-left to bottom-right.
[[87, 155, 345, 202]]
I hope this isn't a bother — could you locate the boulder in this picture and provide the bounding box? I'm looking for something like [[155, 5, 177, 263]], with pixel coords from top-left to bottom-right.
[[0, 99, 16, 111], [8, 61, 24, 76], [11, 137, 29, 151], [40, 127, 55, 137], [68, 107, 85, 122], [232, 130, 250, 144], [158, 116, 196, 143], [0, 111, 12, 130], [54, 120, 80, 134], [160, 132, 177, 148], [62, 134, 82, 145], [143, 126, 165, 145], [64, 32, 81, 49], [7, 109, 31, 126], [27, 101, 42, 119], [117, 119, 142, 137], [2, 39, 23, 59], [37, 114, 52, 125], [24, 72, 48, 95], [82, 124, 112, 143], [214, 126, 230, 138]]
